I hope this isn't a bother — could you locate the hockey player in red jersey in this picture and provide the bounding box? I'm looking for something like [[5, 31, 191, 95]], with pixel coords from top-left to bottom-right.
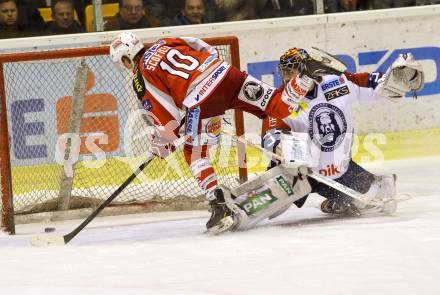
[[261, 47, 424, 216], [109, 32, 326, 233]]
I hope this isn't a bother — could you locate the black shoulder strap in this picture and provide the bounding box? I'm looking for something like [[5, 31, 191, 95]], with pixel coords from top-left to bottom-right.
[[132, 67, 146, 101]]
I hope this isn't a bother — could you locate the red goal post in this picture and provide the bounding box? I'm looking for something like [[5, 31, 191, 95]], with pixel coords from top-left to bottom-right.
[[0, 36, 247, 234]]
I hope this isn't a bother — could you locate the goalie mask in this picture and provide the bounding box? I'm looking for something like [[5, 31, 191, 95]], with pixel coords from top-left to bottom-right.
[[110, 32, 144, 70], [279, 47, 310, 83]]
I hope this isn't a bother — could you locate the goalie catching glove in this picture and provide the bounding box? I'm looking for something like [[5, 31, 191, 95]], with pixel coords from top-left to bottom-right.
[[376, 53, 424, 100]]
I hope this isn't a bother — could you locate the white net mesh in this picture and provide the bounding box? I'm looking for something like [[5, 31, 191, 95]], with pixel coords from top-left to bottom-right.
[[1, 39, 245, 217]]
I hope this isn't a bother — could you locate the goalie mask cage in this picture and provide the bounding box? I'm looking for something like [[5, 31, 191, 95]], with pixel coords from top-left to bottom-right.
[[0, 36, 247, 234]]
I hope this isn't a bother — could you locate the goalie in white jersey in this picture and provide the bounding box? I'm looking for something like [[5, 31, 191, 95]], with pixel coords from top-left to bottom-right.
[[261, 47, 424, 216], [219, 47, 423, 232]]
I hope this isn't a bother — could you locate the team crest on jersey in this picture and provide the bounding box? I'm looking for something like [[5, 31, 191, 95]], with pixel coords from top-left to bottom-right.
[[309, 103, 347, 152]]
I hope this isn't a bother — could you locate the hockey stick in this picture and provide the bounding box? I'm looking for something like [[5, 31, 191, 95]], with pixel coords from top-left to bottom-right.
[[30, 134, 189, 246], [31, 152, 156, 246], [222, 130, 386, 207]]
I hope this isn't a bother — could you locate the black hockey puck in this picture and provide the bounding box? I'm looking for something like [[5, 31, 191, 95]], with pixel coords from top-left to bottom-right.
[[44, 227, 56, 233]]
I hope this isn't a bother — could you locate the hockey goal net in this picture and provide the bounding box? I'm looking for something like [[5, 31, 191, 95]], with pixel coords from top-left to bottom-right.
[[0, 36, 247, 234]]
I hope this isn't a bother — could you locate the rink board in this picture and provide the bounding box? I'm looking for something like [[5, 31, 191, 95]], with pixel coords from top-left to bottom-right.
[[11, 128, 440, 196]]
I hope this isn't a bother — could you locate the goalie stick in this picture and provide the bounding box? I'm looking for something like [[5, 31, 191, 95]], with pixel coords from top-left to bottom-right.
[[303, 47, 347, 81], [222, 130, 394, 208]]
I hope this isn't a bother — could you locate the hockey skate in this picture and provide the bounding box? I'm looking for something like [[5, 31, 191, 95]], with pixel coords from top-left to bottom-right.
[[206, 189, 237, 235], [320, 198, 361, 217], [321, 174, 398, 217], [357, 174, 398, 215]]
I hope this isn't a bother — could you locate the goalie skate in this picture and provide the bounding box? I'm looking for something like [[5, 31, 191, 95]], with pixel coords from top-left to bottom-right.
[[206, 190, 239, 235], [320, 174, 400, 217], [206, 215, 237, 235]]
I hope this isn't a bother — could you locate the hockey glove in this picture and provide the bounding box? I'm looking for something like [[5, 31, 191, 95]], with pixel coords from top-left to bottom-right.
[[282, 74, 314, 107], [149, 134, 176, 158], [376, 53, 424, 100], [262, 129, 283, 169]]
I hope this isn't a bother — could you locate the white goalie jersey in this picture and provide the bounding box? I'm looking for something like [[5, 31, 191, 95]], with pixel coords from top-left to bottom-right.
[[262, 71, 386, 179]]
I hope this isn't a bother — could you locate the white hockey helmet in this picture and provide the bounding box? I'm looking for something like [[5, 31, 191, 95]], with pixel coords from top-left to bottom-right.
[[110, 32, 144, 70]]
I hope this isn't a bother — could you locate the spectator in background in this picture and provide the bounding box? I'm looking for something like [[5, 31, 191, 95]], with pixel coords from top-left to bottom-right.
[[172, 0, 207, 25], [16, 0, 45, 31], [213, 0, 265, 21], [144, 0, 166, 19], [104, 0, 160, 30], [259, 0, 315, 18], [368, 0, 415, 8], [325, 0, 370, 13], [0, 0, 41, 38], [415, 0, 440, 4], [157, 0, 219, 26], [44, 0, 83, 34], [0, 0, 18, 30]]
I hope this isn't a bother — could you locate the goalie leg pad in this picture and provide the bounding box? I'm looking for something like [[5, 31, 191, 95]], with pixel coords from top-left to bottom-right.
[[227, 166, 312, 230]]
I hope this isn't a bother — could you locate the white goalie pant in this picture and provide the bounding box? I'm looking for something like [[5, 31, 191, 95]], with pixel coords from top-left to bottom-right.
[[223, 164, 311, 231]]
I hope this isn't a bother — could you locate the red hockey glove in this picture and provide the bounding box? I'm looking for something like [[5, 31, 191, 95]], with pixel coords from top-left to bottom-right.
[[282, 74, 314, 106], [149, 134, 176, 158]]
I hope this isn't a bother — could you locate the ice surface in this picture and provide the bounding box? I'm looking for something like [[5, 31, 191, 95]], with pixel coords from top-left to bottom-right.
[[1, 157, 440, 295]]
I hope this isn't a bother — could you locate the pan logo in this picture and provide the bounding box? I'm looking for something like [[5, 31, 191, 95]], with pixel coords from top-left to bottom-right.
[[240, 190, 278, 215], [247, 46, 440, 96]]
